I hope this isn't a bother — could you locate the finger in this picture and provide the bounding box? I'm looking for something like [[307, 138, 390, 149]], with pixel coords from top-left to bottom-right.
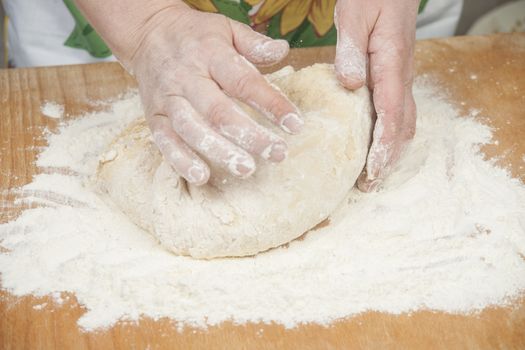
[[402, 88, 417, 141], [229, 20, 289, 67], [166, 96, 256, 178], [148, 114, 210, 185], [182, 77, 288, 162], [358, 29, 415, 192], [358, 74, 404, 191], [334, 1, 368, 90], [208, 47, 304, 134], [358, 96, 417, 193]]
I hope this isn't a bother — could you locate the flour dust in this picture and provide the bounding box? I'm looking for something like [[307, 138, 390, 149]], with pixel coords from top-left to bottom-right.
[[1, 83, 524, 331]]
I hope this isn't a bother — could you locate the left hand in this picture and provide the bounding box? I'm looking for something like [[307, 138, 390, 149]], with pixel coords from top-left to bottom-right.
[[334, 0, 419, 192]]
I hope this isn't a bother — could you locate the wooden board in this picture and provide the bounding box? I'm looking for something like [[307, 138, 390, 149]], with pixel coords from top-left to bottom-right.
[[1, 33, 524, 349]]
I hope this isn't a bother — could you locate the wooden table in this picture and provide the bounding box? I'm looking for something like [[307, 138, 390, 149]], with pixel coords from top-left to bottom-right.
[[1, 33, 524, 349]]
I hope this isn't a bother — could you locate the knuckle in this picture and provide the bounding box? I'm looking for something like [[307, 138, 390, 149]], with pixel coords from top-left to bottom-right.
[[404, 124, 416, 139], [371, 43, 408, 77], [148, 115, 169, 133], [232, 72, 256, 98], [266, 94, 288, 118], [208, 13, 232, 28], [199, 35, 223, 49], [377, 32, 409, 58], [178, 36, 200, 56], [168, 99, 192, 121], [207, 101, 229, 127], [233, 21, 253, 35]]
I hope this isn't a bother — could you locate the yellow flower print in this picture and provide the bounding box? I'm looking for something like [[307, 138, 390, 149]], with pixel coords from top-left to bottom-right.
[[184, 0, 218, 13], [307, 0, 336, 36], [247, 0, 336, 36]]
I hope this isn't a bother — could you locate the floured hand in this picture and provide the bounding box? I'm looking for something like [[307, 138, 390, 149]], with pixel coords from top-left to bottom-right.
[[77, 0, 303, 185], [334, 0, 418, 192]]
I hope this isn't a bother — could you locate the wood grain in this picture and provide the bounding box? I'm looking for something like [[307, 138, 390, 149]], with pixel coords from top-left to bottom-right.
[[1, 33, 525, 349]]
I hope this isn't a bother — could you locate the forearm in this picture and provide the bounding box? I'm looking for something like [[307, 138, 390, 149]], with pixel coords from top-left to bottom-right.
[[74, 0, 189, 65]]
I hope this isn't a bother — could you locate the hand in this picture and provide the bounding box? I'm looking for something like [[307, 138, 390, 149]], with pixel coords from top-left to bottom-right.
[[334, 0, 418, 192], [77, 1, 303, 185]]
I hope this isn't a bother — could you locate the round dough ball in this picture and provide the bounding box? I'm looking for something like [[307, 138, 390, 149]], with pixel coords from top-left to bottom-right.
[[95, 64, 372, 258]]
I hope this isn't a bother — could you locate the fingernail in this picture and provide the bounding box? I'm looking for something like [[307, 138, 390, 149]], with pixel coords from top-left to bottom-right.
[[261, 142, 288, 162], [357, 176, 381, 193], [357, 169, 381, 193], [235, 158, 256, 178], [366, 179, 382, 192], [187, 165, 208, 185], [228, 154, 256, 178], [280, 113, 304, 134]]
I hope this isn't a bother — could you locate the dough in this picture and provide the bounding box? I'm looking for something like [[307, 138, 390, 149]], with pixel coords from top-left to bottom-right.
[[96, 64, 373, 258]]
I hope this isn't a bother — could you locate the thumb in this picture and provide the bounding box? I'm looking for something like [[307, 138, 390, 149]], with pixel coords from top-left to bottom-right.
[[230, 20, 289, 67], [334, 2, 368, 89]]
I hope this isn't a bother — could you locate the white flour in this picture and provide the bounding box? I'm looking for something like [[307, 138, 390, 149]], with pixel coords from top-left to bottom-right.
[[41, 101, 65, 119], [1, 83, 524, 331]]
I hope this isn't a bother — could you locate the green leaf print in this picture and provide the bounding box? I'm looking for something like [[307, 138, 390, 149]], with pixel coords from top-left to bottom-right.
[[213, 0, 250, 25], [63, 0, 112, 58], [267, 13, 336, 48], [419, 0, 430, 13], [267, 14, 284, 40], [239, 0, 253, 15], [291, 23, 336, 48]]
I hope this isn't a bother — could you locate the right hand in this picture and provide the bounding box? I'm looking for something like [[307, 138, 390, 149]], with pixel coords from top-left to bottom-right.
[[334, 0, 418, 192], [120, 4, 303, 185]]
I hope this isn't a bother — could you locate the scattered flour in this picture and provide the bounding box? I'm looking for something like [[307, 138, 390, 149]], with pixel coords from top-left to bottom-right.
[[33, 302, 47, 310], [1, 83, 525, 331], [41, 101, 65, 119]]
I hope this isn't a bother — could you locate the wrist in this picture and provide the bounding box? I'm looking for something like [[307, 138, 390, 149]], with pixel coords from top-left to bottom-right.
[[74, 0, 190, 67]]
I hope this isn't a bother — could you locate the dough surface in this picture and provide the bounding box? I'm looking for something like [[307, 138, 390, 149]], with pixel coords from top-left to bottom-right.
[[96, 64, 372, 258]]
